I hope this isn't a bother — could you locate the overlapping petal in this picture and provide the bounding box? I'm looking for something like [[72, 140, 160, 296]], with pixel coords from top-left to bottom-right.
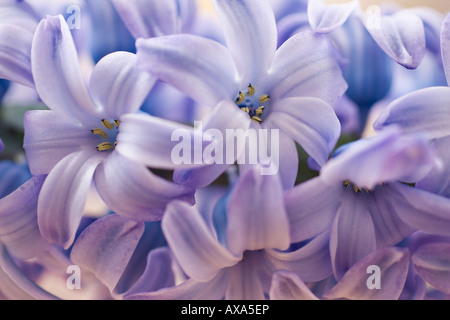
[[441, 13, 450, 85], [89, 51, 156, 118], [31, 15, 100, 123], [226, 167, 290, 256], [162, 201, 240, 282], [0, 176, 49, 260], [412, 242, 450, 294], [23, 110, 98, 176], [324, 247, 410, 300], [116, 113, 205, 170], [267, 97, 341, 167], [330, 192, 377, 280], [321, 127, 441, 190], [374, 87, 450, 139], [37, 150, 105, 249], [308, 0, 358, 34], [266, 30, 347, 105], [94, 151, 195, 221], [0, 244, 58, 300], [136, 34, 239, 106], [269, 270, 319, 300], [0, 2, 38, 87], [212, 0, 277, 82], [363, 10, 426, 69], [70, 214, 145, 293], [112, 0, 179, 39]]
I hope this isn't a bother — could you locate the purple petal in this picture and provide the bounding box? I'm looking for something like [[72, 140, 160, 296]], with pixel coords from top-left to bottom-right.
[[89, 51, 156, 118], [23, 110, 98, 176], [226, 167, 290, 256], [323, 247, 410, 300], [269, 270, 319, 300], [0, 176, 50, 260], [417, 136, 450, 198], [94, 151, 194, 221], [266, 30, 347, 105], [321, 127, 441, 190], [70, 214, 145, 293], [37, 150, 105, 249], [0, 3, 38, 87], [374, 87, 450, 139], [366, 186, 416, 248], [308, 0, 358, 33], [392, 182, 450, 237], [111, 0, 178, 39], [126, 272, 229, 300], [31, 15, 99, 123], [267, 97, 341, 167], [0, 24, 34, 88], [330, 192, 377, 280], [0, 244, 58, 300], [412, 242, 450, 295], [212, 0, 277, 82], [239, 126, 298, 190], [124, 247, 175, 296], [284, 177, 342, 243], [116, 113, 206, 170], [136, 34, 239, 106], [162, 201, 240, 282], [364, 10, 426, 69], [173, 100, 251, 188], [225, 252, 266, 300], [442, 13, 450, 85], [266, 231, 332, 282]]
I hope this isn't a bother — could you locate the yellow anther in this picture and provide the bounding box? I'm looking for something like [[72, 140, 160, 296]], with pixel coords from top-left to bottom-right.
[[241, 107, 250, 114], [101, 119, 115, 130], [353, 185, 361, 194], [97, 142, 115, 151], [247, 84, 256, 96], [259, 95, 270, 104], [235, 91, 245, 104], [114, 120, 121, 127], [91, 128, 107, 139], [251, 116, 262, 124], [256, 106, 265, 116]]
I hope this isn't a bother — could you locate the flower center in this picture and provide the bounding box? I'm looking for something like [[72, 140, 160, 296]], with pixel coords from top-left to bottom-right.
[[344, 180, 372, 194], [91, 119, 120, 152], [234, 83, 270, 124]]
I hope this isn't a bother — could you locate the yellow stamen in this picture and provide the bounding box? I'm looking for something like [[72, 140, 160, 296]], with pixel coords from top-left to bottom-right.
[[241, 107, 250, 114], [247, 84, 256, 96], [256, 106, 265, 116], [259, 95, 270, 104], [114, 120, 121, 127], [353, 185, 361, 194], [235, 91, 245, 104], [91, 128, 107, 139], [251, 116, 262, 124], [101, 119, 115, 130], [97, 142, 115, 151]]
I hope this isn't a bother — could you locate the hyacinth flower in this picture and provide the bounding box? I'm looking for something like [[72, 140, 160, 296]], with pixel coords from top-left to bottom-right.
[[270, 246, 411, 300], [302, 0, 428, 131], [22, 15, 201, 249], [119, 167, 332, 300], [133, 0, 347, 189], [284, 126, 450, 280], [374, 13, 450, 199]]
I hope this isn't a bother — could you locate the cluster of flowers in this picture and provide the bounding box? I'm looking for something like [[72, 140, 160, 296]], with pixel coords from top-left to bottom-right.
[[0, 0, 450, 300]]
